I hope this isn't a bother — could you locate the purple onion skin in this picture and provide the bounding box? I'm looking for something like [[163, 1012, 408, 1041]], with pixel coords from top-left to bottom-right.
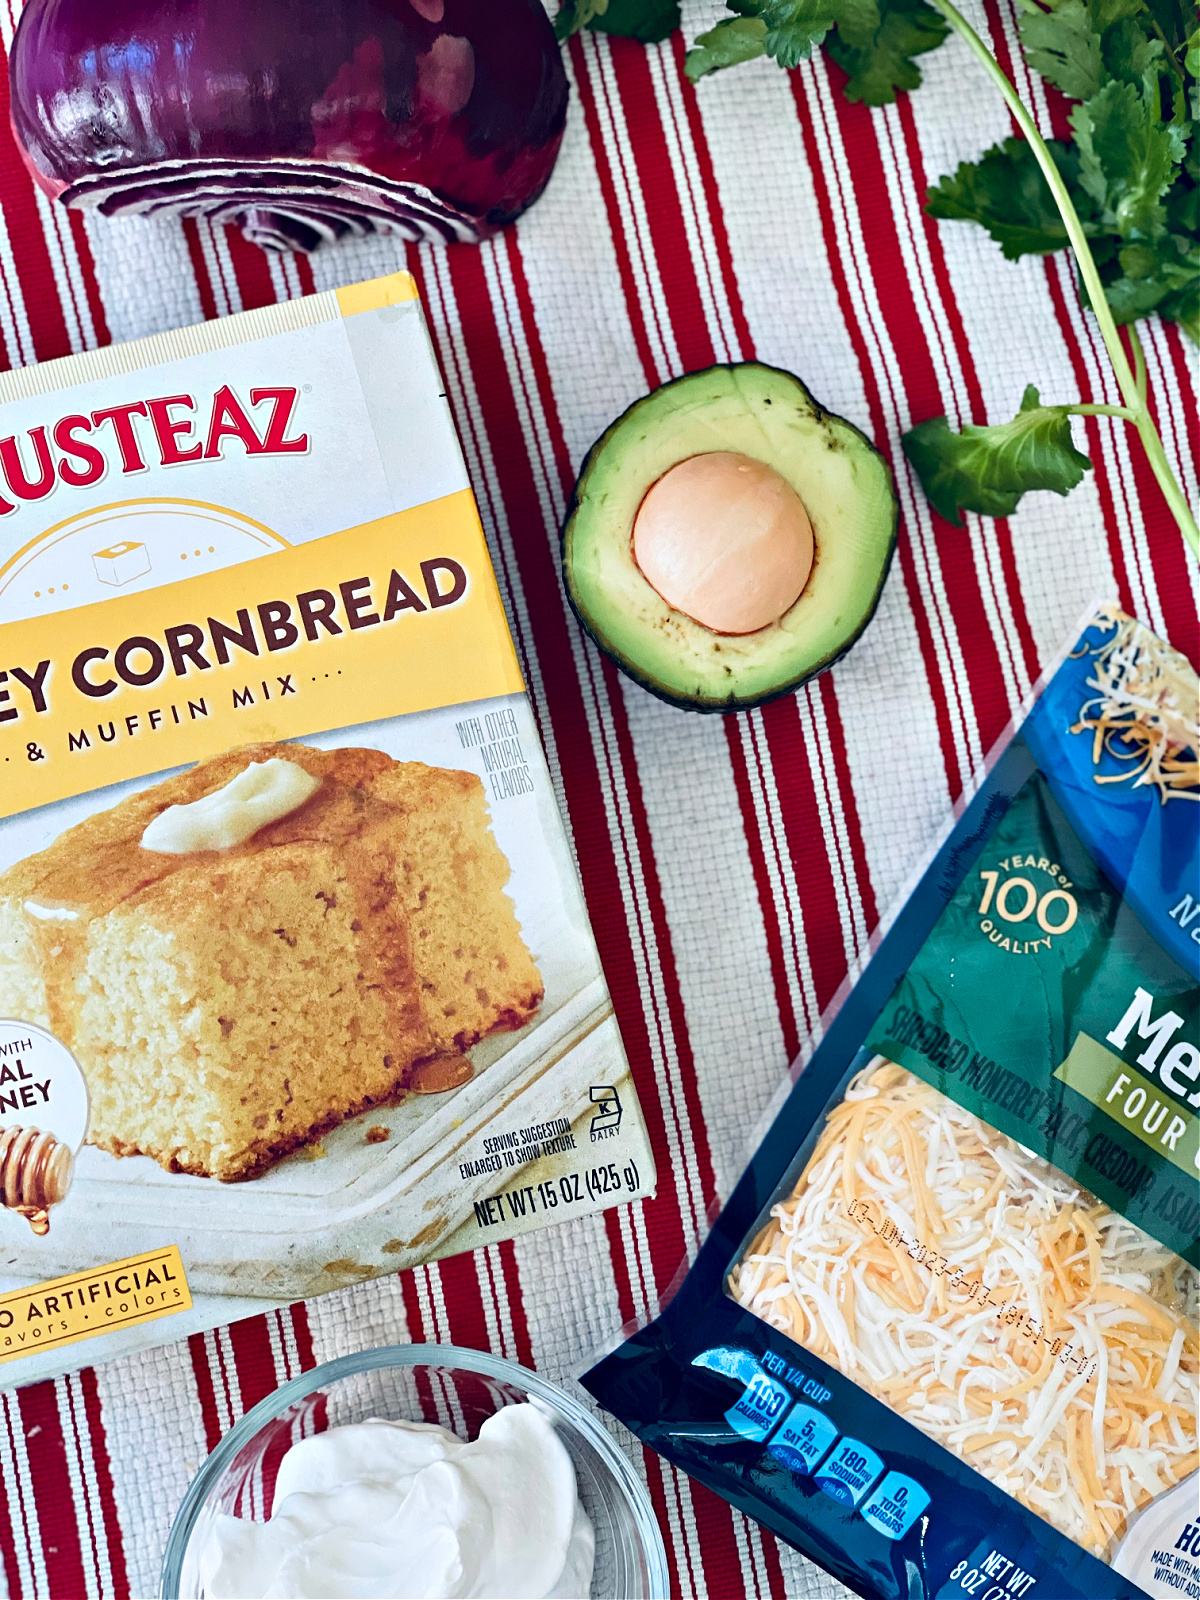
[[10, 0, 568, 247]]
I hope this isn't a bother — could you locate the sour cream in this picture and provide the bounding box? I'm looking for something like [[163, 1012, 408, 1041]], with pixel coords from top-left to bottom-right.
[[632, 451, 814, 635], [140, 758, 320, 854], [194, 1404, 595, 1599]]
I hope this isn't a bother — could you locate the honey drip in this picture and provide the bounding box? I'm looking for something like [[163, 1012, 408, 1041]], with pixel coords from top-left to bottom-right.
[[0, 1126, 72, 1235]]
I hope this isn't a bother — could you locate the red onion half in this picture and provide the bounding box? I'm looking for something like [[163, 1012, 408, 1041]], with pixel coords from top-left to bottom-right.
[[9, 0, 569, 250]]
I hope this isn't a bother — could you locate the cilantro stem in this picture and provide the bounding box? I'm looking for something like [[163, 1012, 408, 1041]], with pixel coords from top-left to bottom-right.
[[1144, 12, 1185, 86], [923, 0, 1200, 561], [1129, 322, 1148, 404], [1070, 404, 1138, 421]]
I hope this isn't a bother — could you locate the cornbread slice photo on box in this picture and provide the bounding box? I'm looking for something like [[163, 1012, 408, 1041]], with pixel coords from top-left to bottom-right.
[[0, 741, 543, 1182]]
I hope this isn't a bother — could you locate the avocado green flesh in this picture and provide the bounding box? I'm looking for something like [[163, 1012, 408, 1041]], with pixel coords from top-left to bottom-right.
[[562, 364, 898, 711]]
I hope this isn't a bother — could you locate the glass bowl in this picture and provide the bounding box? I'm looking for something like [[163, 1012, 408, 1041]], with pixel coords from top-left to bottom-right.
[[160, 1343, 669, 1599]]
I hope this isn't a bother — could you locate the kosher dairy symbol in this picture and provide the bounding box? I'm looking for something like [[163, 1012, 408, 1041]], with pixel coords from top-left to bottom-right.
[[0, 1019, 88, 1236], [590, 1084, 622, 1141]]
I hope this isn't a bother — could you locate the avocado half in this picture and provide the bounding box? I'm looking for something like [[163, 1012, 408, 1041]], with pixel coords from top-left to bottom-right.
[[561, 363, 898, 712]]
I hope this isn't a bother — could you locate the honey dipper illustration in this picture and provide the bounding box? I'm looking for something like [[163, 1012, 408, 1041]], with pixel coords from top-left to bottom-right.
[[0, 1127, 73, 1235]]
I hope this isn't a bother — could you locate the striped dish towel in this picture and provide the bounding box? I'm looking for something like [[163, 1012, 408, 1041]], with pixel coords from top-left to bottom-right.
[[0, 0, 1194, 1596]]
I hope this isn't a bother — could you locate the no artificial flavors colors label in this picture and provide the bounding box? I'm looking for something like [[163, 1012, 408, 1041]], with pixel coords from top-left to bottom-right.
[[0, 1247, 192, 1363]]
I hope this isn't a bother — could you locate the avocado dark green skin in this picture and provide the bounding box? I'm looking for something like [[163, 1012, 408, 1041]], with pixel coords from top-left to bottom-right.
[[560, 362, 900, 714]]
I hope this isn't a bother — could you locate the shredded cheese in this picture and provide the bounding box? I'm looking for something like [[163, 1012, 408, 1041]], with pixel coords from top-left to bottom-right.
[[1070, 606, 1199, 803], [729, 1058, 1199, 1560]]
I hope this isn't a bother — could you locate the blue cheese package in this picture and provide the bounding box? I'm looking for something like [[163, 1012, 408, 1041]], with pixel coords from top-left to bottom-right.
[[584, 605, 1199, 1600]]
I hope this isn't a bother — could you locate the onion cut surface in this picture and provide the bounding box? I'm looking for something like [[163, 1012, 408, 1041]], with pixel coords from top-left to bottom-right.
[[729, 1059, 1199, 1560], [9, 0, 568, 250]]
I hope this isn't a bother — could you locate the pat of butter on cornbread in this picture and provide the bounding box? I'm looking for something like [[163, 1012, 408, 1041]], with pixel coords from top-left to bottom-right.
[[0, 743, 542, 1181]]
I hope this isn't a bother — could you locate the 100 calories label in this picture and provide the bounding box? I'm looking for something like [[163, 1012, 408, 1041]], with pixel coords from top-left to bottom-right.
[[692, 1345, 931, 1544]]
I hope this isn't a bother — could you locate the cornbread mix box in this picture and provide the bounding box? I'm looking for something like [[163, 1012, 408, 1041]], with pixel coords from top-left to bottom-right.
[[0, 271, 655, 1384]]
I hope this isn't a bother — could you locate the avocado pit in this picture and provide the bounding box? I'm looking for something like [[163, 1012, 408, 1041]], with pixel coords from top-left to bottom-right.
[[631, 451, 814, 635]]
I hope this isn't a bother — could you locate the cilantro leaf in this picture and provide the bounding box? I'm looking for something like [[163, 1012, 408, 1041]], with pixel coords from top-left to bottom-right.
[[1070, 80, 1186, 239], [742, 0, 839, 68], [822, 0, 898, 48], [700, 0, 944, 88], [554, 0, 607, 41], [1160, 276, 1199, 340], [926, 137, 1100, 258], [1166, 169, 1197, 238], [685, 16, 768, 78], [554, 0, 680, 42], [1017, 0, 1104, 99], [1143, 0, 1192, 54], [1088, 0, 1147, 31], [826, 0, 949, 103], [586, 0, 682, 42], [1185, 25, 1200, 119], [902, 385, 1092, 526], [1102, 234, 1200, 336], [1099, 18, 1164, 91]]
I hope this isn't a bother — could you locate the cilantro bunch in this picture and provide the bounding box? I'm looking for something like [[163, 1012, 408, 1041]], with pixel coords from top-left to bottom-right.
[[908, 0, 1196, 545], [928, 0, 1197, 340], [556, 0, 955, 103], [555, 0, 1199, 557], [684, 0, 951, 104]]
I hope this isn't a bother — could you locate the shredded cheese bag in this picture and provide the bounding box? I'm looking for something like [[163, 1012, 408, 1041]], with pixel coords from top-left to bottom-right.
[[586, 606, 1199, 1600], [733, 1060, 1198, 1559]]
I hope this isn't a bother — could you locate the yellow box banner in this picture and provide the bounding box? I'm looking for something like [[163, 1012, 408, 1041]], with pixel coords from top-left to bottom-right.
[[0, 1246, 192, 1364], [0, 488, 524, 818]]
